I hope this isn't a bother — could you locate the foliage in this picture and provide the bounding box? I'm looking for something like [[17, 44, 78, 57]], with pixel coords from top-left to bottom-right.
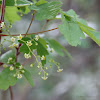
[[0, 0, 100, 91]]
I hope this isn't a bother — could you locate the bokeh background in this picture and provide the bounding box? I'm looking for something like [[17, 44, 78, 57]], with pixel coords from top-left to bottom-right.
[[0, 0, 100, 100]]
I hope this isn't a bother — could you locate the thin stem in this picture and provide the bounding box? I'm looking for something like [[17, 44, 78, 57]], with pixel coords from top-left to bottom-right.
[[25, 11, 35, 36], [9, 86, 14, 100], [0, 27, 58, 37]]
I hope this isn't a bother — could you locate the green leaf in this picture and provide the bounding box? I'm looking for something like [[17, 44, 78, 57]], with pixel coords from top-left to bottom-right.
[[28, 4, 39, 10], [64, 9, 77, 19], [18, 6, 31, 14], [19, 43, 30, 54], [16, 0, 32, 7], [80, 26, 100, 46], [38, 37, 48, 49], [5, 0, 15, 6], [59, 14, 85, 46], [47, 39, 72, 58], [0, 50, 15, 64], [5, 7, 21, 23], [0, 68, 17, 90], [32, 0, 37, 4], [36, 42, 49, 56], [35, 1, 61, 20], [36, 41, 49, 66], [35, 0, 48, 6], [23, 69, 34, 87], [60, 10, 100, 46], [77, 22, 95, 31]]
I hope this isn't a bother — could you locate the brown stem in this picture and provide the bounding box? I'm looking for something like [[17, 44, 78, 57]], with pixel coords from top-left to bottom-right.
[[25, 11, 35, 36], [0, 27, 58, 37], [9, 86, 14, 100]]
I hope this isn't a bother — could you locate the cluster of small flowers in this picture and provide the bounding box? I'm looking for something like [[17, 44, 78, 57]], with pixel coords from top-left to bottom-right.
[[14, 66, 25, 79], [24, 53, 31, 59], [34, 61, 49, 80], [13, 65, 25, 79], [49, 59, 63, 73], [10, 64, 25, 79], [0, 22, 12, 34], [9, 34, 23, 48], [41, 55, 45, 60], [4, 57, 25, 79]]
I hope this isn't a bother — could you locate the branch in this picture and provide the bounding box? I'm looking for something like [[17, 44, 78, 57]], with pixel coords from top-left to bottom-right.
[[9, 86, 14, 100], [0, 27, 58, 37], [25, 11, 35, 36]]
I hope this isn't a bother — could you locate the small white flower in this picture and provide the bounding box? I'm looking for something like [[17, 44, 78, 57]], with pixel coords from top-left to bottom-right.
[[17, 74, 22, 79], [46, 73, 48, 76], [1, 22, 5, 28], [37, 65, 40, 68], [13, 74, 16, 77], [41, 55, 45, 60], [35, 35, 39, 41], [19, 65, 23, 69], [9, 66, 14, 71], [30, 64, 33, 67], [35, 42, 38, 45], [30, 3, 33, 5], [11, 37, 16, 42], [57, 69, 63, 72], [9, 24, 12, 28], [8, 57, 12, 62], [9, 45, 13, 48], [50, 48, 54, 52], [17, 34, 23, 40], [24, 53, 31, 59], [41, 76, 48, 80], [26, 41, 32, 46], [44, 67, 48, 70], [12, 43, 18, 47], [3, 64, 8, 68], [21, 70, 25, 73], [38, 72, 41, 75]]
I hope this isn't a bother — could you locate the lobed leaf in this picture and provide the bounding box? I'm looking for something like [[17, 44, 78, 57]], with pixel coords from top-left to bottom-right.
[[59, 14, 85, 46]]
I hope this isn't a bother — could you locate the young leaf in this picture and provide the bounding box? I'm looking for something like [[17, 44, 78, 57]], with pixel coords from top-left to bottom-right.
[[0, 68, 17, 90], [35, 1, 61, 20], [23, 69, 34, 87]]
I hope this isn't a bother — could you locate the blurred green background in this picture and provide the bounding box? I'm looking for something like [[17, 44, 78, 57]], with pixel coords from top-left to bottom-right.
[[0, 0, 100, 100]]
